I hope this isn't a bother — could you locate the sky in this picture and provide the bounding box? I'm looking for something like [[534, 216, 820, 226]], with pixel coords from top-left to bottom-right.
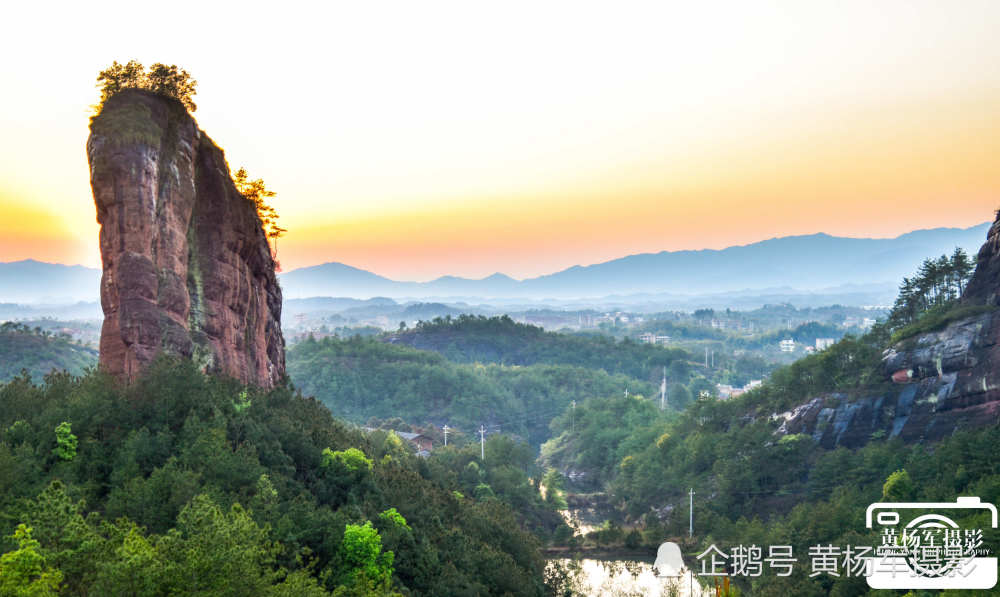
[[1, 1, 999, 281]]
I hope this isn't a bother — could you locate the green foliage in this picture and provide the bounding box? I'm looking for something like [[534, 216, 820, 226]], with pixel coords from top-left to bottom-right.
[[97, 60, 197, 111], [377, 508, 410, 532], [322, 447, 373, 472], [890, 303, 996, 344], [0, 323, 97, 383], [0, 358, 547, 596], [52, 422, 76, 461], [881, 469, 915, 501], [233, 389, 252, 414], [234, 167, 286, 256], [426, 435, 570, 541], [884, 248, 977, 336], [562, 358, 1000, 594], [541, 393, 674, 490], [287, 335, 658, 448], [0, 525, 62, 597], [735, 333, 886, 413], [88, 97, 164, 148], [541, 469, 568, 510], [340, 522, 393, 587], [391, 314, 690, 382]]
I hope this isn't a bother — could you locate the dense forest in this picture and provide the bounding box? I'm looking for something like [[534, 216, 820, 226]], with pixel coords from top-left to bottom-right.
[[286, 335, 659, 448], [388, 315, 689, 385], [0, 360, 550, 596], [0, 323, 97, 382]]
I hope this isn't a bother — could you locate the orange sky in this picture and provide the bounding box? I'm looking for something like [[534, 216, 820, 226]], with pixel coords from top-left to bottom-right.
[[2, 1, 999, 280]]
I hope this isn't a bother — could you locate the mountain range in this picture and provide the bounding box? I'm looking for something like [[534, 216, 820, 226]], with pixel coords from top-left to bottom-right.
[[1, 222, 991, 304], [278, 222, 991, 300]]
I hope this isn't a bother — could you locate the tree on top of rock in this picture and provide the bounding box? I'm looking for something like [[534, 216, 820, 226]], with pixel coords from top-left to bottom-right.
[[96, 60, 198, 112], [233, 168, 287, 260]]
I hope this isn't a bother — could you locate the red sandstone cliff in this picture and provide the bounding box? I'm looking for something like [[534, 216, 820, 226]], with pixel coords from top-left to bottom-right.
[[88, 89, 285, 387]]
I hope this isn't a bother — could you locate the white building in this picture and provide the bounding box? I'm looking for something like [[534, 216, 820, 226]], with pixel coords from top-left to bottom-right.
[[815, 338, 836, 350], [779, 339, 796, 353]]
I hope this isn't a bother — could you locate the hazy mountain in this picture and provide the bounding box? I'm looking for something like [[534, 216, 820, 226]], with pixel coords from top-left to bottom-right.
[[0, 260, 101, 304], [279, 223, 991, 300], [4, 223, 990, 304]]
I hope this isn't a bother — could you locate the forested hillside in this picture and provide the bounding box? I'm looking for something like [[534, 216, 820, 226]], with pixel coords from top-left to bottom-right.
[[0, 323, 97, 382], [539, 250, 1000, 595], [0, 359, 549, 596], [387, 315, 689, 384], [287, 335, 657, 447]]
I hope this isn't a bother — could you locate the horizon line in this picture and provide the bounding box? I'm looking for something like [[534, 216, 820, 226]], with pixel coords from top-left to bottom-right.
[[4, 219, 991, 283]]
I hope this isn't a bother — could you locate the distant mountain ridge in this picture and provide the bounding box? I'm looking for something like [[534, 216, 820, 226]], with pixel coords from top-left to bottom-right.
[[0, 259, 101, 303], [279, 222, 992, 299], [2, 222, 991, 303]]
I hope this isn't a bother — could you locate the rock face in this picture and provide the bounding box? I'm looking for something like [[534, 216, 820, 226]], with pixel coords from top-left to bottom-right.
[[777, 212, 1000, 447], [88, 90, 285, 387]]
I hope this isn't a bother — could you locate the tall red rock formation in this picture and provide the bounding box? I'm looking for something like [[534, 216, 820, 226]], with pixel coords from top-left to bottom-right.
[[88, 89, 285, 387]]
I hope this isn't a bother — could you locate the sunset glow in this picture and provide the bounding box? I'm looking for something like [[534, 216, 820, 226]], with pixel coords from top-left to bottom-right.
[[3, 1, 999, 279]]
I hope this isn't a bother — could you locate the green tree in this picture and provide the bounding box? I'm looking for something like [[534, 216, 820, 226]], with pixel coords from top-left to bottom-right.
[[234, 167, 286, 257], [144, 63, 198, 111], [882, 469, 916, 501], [321, 447, 373, 472], [158, 494, 281, 596], [96, 60, 197, 111], [541, 469, 567, 510], [95, 60, 145, 104], [377, 508, 410, 532], [339, 522, 395, 591], [52, 422, 76, 461], [0, 525, 62, 597]]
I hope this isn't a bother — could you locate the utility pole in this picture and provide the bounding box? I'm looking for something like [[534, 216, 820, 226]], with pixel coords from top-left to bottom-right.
[[442, 425, 449, 447], [660, 366, 667, 410], [704, 347, 708, 368], [571, 400, 576, 433], [689, 488, 695, 538], [624, 387, 628, 399], [479, 425, 486, 461]]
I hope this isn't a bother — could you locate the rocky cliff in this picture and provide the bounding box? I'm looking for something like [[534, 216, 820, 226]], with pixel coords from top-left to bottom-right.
[[776, 212, 1000, 447], [88, 89, 285, 387]]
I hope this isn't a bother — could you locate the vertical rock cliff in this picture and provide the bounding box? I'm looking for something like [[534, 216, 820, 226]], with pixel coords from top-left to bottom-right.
[[778, 208, 1000, 447], [88, 89, 285, 387]]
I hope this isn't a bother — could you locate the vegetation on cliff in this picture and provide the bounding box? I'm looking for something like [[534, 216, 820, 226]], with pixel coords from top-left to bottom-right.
[[234, 167, 287, 259], [96, 60, 197, 112], [93, 62, 286, 262], [0, 360, 548, 595], [882, 248, 977, 342]]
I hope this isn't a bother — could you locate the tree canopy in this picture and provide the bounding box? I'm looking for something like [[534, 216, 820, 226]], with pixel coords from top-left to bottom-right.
[[234, 167, 287, 258], [884, 248, 976, 333], [96, 60, 197, 112]]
